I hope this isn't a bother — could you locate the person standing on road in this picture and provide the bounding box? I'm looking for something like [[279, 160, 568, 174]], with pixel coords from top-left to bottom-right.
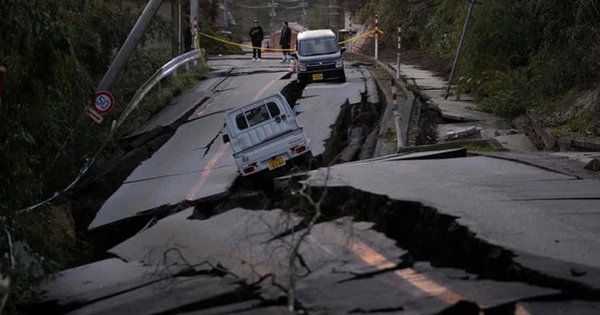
[[279, 21, 292, 62], [249, 20, 264, 61]]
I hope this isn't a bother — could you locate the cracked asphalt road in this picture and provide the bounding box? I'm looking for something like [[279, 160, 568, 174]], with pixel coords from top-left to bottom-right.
[[88, 54, 369, 230], [43, 53, 600, 315]]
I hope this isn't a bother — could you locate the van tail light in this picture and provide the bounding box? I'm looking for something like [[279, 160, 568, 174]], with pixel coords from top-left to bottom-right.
[[291, 145, 307, 154], [243, 163, 257, 174]]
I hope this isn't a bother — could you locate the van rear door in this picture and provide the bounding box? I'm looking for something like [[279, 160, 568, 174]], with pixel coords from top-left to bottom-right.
[[227, 94, 299, 154]]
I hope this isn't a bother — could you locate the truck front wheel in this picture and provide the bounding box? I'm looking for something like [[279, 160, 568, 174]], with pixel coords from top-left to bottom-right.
[[339, 70, 346, 83], [298, 73, 308, 85]]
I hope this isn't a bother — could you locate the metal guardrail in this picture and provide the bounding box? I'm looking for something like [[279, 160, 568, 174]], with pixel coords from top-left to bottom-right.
[[115, 49, 203, 131], [370, 58, 415, 149], [26, 50, 205, 212]]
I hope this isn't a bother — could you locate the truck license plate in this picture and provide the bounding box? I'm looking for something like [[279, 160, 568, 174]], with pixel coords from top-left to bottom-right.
[[267, 156, 286, 170], [312, 73, 324, 80]]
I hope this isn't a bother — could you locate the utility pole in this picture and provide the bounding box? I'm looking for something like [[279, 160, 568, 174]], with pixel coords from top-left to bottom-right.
[[325, 2, 329, 28], [300, 0, 307, 30], [171, 2, 179, 58], [445, 0, 482, 100], [327, 0, 339, 33], [0, 66, 5, 111], [97, 0, 164, 93], [178, 1, 183, 54], [397, 22, 402, 79], [268, 0, 278, 35], [349, 16, 353, 52], [223, 0, 228, 28], [190, 0, 200, 28]]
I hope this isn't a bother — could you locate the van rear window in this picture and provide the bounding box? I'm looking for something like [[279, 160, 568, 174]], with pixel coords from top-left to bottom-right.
[[235, 101, 282, 130]]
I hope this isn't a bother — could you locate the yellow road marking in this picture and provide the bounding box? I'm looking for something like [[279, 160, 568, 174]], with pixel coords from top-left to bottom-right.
[[349, 241, 530, 315], [516, 304, 533, 315], [253, 72, 289, 101], [186, 143, 229, 200]]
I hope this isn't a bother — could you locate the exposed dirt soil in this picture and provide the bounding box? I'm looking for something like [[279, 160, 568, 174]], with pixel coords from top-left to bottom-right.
[[413, 100, 445, 146]]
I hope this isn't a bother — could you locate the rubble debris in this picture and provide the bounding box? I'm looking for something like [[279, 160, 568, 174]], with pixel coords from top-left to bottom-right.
[[444, 126, 482, 141], [584, 158, 600, 172]]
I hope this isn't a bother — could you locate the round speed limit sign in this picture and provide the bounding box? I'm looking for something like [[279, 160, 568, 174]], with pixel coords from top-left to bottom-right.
[[94, 91, 115, 115]]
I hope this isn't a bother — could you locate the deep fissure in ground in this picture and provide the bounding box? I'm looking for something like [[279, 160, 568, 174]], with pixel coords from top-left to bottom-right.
[[39, 70, 596, 314], [185, 179, 597, 314]]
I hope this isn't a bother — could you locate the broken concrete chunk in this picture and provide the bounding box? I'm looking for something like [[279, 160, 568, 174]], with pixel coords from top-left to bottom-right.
[[584, 158, 600, 172], [493, 134, 536, 151], [444, 126, 482, 141]]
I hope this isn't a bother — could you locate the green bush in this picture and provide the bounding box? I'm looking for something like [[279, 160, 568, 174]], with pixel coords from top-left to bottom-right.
[[367, 0, 600, 119], [475, 69, 533, 118], [0, 1, 209, 312]]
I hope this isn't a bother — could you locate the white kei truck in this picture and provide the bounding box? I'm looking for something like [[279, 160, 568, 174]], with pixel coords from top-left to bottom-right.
[[222, 93, 312, 176]]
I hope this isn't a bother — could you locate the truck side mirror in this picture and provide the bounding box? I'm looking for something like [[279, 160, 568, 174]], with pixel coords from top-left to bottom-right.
[[291, 52, 297, 59], [222, 134, 230, 143], [340, 47, 347, 54]]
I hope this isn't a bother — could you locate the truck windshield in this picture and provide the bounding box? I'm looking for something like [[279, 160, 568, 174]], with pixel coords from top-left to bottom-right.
[[235, 102, 281, 130], [299, 37, 338, 56]]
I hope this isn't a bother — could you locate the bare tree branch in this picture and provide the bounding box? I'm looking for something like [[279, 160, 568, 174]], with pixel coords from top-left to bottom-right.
[[287, 166, 332, 312]]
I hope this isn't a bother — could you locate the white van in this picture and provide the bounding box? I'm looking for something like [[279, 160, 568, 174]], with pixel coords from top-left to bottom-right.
[[222, 93, 311, 176]]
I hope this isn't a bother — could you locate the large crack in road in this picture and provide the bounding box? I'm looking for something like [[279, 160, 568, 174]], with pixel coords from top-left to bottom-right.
[[44, 61, 599, 315]]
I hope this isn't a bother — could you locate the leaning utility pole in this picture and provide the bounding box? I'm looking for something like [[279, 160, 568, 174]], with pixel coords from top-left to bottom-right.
[[223, 0, 228, 28], [97, 0, 164, 92], [445, 0, 482, 100]]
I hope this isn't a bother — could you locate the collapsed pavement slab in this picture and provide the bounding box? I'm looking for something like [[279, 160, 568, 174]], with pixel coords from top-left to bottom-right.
[[64, 274, 251, 315], [493, 134, 537, 151], [519, 299, 600, 315], [389, 63, 503, 123], [39, 258, 185, 307], [109, 208, 304, 286], [434, 99, 503, 122], [297, 66, 366, 157], [475, 151, 600, 179], [289, 154, 600, 291], [89, 114, 239, 230], [109, 209, 406, 290], [297, 261, 558, 315], [88, 164, 238, 230]]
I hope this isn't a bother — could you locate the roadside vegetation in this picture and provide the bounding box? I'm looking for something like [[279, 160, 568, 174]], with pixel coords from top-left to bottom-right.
[[345, 0, 600, 141], [0, 0, 231, 313]]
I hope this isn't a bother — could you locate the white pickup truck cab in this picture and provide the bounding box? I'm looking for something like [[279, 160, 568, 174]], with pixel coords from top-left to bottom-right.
[[222, 93, 311, 176]]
